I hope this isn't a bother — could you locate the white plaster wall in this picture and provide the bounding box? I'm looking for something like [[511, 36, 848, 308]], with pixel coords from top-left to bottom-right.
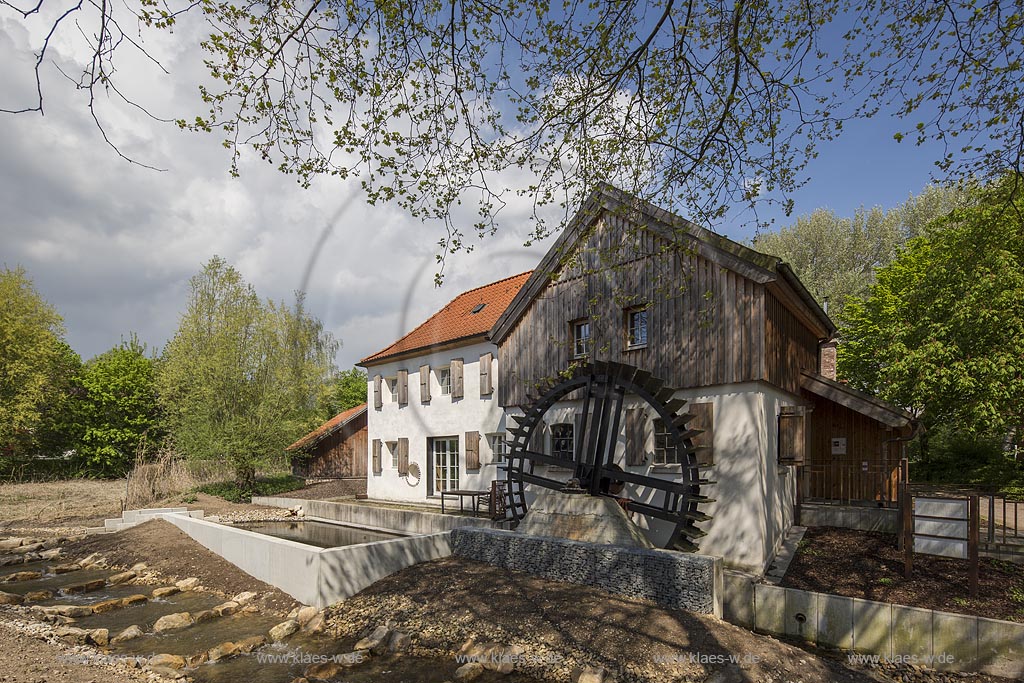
[[526, 382, 800, 574], [365, 341, 509, 505]]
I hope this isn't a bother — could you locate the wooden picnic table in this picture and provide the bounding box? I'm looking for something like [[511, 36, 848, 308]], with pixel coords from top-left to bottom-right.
[[439, 489, 491, 516]]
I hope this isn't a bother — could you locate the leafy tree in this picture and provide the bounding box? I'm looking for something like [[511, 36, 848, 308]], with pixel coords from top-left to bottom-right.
[[0, 267, 70, 457], [3, 1, 1023, 258], [68, 336, 161, 476], [158, 257, 338, 491], [751, 184, 968, 324], [840, 176, 1024, 441], [321, 367, 368, 419]]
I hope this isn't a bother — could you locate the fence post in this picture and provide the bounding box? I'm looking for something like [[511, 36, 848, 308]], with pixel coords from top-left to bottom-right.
[[969, 495, 980, 597], [903, 482, 913, 578]]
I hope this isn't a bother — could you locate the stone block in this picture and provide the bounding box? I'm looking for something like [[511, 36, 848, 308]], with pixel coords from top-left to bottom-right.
[[932, 610, 977, 671], [753, 583, 786, 636], [722, 572, 754, 629], [852, 598, 891, 658], [891, 605, 932, 663], [816, 594, 853, 650], [977, 616, 1024, 680], [783, 588, 817, 643]]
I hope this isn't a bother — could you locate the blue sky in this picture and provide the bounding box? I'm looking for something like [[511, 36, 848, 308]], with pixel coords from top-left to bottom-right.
[[0, 8, 960, 370]]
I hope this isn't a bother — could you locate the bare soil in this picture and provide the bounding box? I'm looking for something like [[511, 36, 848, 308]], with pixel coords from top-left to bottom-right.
[[781, 526, 1024, 622], [0, 479, 127, 530], [0, 621, 149, 683], [66, 519, 300, 615], [326, 556, 881, 683]]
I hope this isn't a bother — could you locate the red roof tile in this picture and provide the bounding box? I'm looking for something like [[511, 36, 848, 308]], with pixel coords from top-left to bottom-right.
[[286, 403, 367, 452], [360, 271, 532, 365]]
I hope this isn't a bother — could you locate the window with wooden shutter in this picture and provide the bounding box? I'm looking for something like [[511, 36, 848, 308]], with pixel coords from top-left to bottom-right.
[[479, 352, 493, 396], [450, 358, 464, 399], [397, 437, 409, 475], [778, 406, 807, 465], [689, 402, 715, 466], [624, 408, 645, 466], [465, 431, 480, 470], [373, 375, 382, 410], [372, 439, 382, 474], [397, 369, 409, 406], [419, 365, 431, 403]]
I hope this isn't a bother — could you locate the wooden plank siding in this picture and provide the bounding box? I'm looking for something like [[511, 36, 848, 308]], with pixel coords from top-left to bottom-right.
[[765, 290, 820, 396], [497, 213, 775, 406], [292, 412, 369, 480], [801, 391, 903, 504]]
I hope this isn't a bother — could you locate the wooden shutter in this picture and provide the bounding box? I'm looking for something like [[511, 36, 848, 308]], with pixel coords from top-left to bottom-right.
[[372, 439, 382, 474], [479, 352, 493, 396], [465, 431, 481, 470], [419, 365, 431, 403], [373, 375, 382, 410], [689, 402, 715, 466], [529, 419, 546, 453], [397, 437, 409, 475], [625, 408, 645, 466], [451, 358, 464, 399], [397, 369, 409, 406], [778, 406, 807, 465]]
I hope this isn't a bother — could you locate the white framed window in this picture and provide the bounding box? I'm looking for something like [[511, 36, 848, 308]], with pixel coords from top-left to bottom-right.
[[432, 437, 460, 492], [487, 433, 508, 463], [626, 308, 648, 348], [438, 366, 452, 395], [571, 320, 591, 359], [551, 423, 575, 460], [387, 441, 399, 468], [652, 418, 680, 465], [386, 377, 398, 401]]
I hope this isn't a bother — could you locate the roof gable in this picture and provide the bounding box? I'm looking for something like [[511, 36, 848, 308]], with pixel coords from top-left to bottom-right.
[[360, 271, 532, 366], [489, 183, 835, 344]]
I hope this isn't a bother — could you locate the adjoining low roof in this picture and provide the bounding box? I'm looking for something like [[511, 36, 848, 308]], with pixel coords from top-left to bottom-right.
[[359, 271, 532, 366], [800, 372, 914, 429], [286, 403, 367, 452], [489, 183, 837, 345]]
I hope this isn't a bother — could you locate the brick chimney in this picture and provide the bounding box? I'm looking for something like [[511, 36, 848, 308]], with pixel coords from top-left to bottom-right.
[[819, 339, 838, 380]]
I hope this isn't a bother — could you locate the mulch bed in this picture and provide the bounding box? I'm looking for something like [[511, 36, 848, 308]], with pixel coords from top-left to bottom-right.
[[66, 519, 300, 614], [781, 526, 1024, 622], [279, 479, 366, 500]]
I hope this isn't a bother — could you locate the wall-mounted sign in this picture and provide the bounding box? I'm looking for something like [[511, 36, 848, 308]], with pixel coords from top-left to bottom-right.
[[830, 437, 847, 455]]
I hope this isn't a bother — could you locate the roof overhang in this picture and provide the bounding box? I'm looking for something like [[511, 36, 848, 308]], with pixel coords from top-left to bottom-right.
[[358, 333, 489, 368], [800, 371, 913, 429]]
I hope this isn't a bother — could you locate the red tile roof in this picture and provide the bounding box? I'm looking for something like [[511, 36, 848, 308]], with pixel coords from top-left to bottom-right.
[[360, 271, 532, 366], [286, 403, 367, 452]]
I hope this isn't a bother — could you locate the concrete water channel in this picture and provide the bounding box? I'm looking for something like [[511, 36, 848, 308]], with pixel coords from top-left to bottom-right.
[[236, 520, 403, 549], [0, 555, 542, 682]]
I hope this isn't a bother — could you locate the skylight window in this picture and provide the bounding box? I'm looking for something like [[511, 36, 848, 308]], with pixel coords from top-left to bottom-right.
[[471, 303, 486, 314]]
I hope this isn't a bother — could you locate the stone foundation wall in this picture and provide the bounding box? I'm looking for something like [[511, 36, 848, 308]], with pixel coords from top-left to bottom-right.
[[451, 527, 722, 617]]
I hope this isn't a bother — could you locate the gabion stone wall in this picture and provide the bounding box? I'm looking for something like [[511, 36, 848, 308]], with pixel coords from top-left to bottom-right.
[[450, 527, 722, 616]]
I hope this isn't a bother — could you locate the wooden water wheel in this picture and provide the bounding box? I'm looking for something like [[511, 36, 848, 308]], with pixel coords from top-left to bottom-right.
[[504, 361, 713, 551]]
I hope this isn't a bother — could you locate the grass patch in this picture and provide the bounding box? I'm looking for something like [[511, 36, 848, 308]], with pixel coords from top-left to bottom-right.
[[196, 474, 305, 503]]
